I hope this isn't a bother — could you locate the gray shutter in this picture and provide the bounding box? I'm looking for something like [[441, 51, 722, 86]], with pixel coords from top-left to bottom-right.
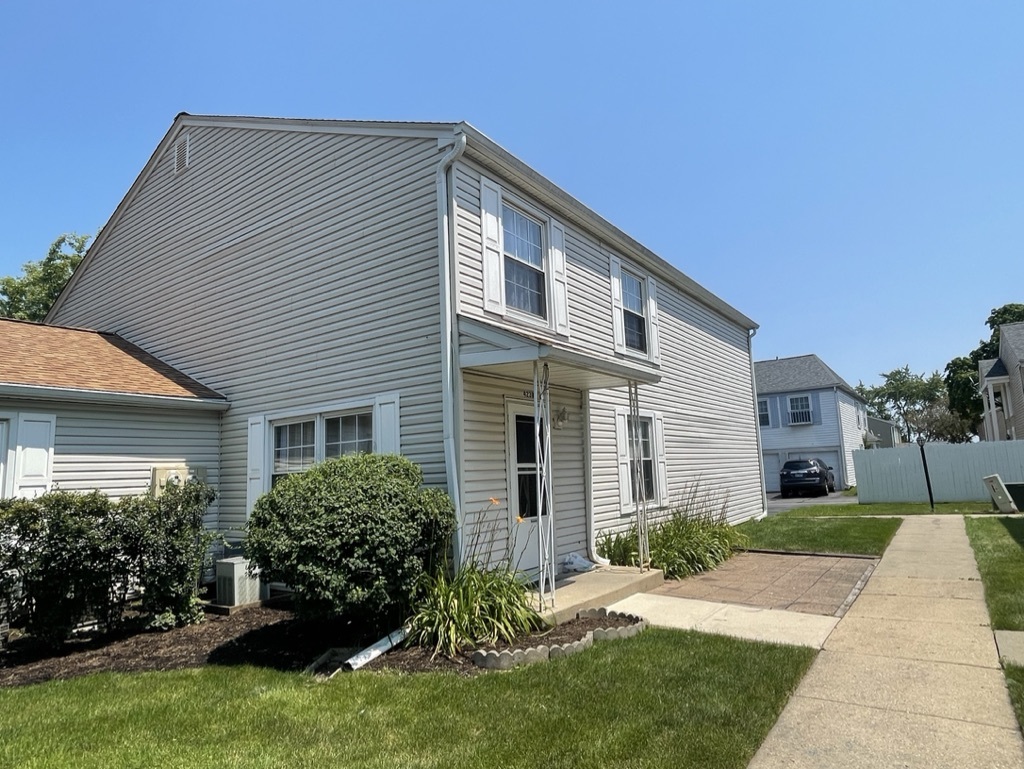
[[549, 219, 570, 335], [13, 413, 55, 499], [480, 176, 505, 315], [246, 416, 265, 515], [647, 277, 661, 365], [610, 255, 625, 354], [375, 392, 401, 454], [615, 408, 631, 507]]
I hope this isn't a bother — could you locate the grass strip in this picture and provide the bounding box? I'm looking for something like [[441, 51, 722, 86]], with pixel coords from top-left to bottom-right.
[[777, 501, 987, 518], [737, 516, 902, 556], [964, 516, 1024, 630], [0, 629, 814, 769], [1004, 664, 1024, 731]]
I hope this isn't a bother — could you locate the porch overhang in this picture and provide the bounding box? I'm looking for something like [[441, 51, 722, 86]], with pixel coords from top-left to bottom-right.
[[458, 317, 660, 389]]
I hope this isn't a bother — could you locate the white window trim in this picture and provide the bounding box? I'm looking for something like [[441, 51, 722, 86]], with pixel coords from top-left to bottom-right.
[[787, 394, 813, 425], [480, 175, 570, 336], [615, 406, 668, 512], [758, 399, 771, 428], [609, 253, 661, 365], [246, 392, 400, 514]]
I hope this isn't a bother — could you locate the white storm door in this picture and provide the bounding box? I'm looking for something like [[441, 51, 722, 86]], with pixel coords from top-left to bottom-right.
[[506, 403, 546, 575]]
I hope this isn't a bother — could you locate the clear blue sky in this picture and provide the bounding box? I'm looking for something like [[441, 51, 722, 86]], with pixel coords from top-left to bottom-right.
[[3, 1, 1022, 388]]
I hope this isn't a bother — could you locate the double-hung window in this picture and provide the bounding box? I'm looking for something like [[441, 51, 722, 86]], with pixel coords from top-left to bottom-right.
[[502, 204, 546, 319], [627, 416, 655, 502], [788, 395, 812, 425], [616, 408, 667, 510], [758, 399, 771, 428], [271, 410, 373, 486], [610, 255, 660, 364]]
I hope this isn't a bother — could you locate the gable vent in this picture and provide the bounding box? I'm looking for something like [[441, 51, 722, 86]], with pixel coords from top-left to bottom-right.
[[174, 133, 191, 174]]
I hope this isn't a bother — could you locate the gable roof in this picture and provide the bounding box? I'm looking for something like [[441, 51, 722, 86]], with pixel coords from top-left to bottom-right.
[[47, 113, 757, 334], [0, 318, 226, 407], [1000, 321, 1024, 362], [979, 358, 1008, 381], [754, 354, 865, 402]]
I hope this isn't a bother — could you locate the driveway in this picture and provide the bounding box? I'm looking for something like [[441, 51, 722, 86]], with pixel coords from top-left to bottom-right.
[[767, 491, 856, 516]]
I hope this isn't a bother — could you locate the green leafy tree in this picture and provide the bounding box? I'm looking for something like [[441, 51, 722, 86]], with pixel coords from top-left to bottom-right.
[[944, 303, 1024, 432], [858, 366, 946, 443], [0, 233, 90, 321]]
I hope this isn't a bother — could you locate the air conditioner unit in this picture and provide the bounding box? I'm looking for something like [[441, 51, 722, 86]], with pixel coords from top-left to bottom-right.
[[216, 557, 265, 607]]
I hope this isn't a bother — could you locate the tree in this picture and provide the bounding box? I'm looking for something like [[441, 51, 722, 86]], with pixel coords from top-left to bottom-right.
[[945, 303, 1024, 433], [858, 366, 946, 443], [917, 393, 974, 444], [0, 233, 90, 322]]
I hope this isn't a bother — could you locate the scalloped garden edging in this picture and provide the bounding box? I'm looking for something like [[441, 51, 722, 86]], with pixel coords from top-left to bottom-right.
[[469, 608, 647, 671]]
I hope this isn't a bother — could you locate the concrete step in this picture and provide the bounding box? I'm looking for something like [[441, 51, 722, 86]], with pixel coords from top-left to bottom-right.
[[538, 565, 664, 625]]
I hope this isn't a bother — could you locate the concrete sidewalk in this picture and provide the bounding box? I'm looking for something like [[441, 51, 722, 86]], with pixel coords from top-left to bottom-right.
[[748, 515, 1024, 769]]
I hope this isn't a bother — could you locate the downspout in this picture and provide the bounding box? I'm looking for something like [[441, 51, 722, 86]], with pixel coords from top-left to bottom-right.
[[834, 385, 845, 488], [748, 328, 768, 519], [583, 390, 610, 565], [436, 131, 468, 565]]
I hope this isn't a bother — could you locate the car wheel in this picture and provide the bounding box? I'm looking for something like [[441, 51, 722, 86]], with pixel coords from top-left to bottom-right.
[[828, 479, 836, 493], [780, 490, 790, 499]]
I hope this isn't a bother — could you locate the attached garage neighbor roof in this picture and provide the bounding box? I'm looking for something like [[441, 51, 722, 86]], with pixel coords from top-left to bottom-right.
[[0, 318, 225, 404], [754, 354, 864, 402]]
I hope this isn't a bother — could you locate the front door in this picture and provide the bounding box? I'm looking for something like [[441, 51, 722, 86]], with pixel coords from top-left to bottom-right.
[[506, 402, 547, 575]]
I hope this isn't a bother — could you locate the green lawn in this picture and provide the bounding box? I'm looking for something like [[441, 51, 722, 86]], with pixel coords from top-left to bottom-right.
[[1004, 665, 1024, 729], [0, 629, 814, 769], [776, 501, 988, 518], [737, 516, 903, 556], [964, 516, 1024, 630]]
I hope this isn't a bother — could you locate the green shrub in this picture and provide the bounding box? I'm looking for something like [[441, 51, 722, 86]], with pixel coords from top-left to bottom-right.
[[245, 454, 455, 624], [405, 561, 547, 658], [597, 486, 748, 579]]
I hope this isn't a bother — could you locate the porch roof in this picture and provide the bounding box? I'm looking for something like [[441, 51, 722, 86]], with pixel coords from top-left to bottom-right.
[[458, 317, 660, 390]]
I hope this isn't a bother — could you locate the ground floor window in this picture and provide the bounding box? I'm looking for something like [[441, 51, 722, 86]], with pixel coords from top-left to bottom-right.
[[616, 407, 666, 510], [628, 416, 655, 502], [271, 410, 373, 486]]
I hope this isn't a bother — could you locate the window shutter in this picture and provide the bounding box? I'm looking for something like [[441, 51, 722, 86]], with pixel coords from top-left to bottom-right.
[[375, 392, 401, 454], [13, 413, 55, 499], [654, 413, 668, 507], [610, 255, 625, 354], [549, 219, 570, 336], [246, 416, 265, 515], [480, 176, 505, 315], [647, 277, 661, 365], [615, 408, 631, 507]]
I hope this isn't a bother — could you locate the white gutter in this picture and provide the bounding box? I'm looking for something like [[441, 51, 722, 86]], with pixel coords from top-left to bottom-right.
[[0, 383, 229, 411], [747, 328, 768, 519], [436, 131, 468, 565]]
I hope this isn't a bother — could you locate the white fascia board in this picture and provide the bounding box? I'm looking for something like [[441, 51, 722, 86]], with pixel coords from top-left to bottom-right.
[[0, 383, 230, 412], [177, 114, 458, 141], [539, 345, 661, 386]]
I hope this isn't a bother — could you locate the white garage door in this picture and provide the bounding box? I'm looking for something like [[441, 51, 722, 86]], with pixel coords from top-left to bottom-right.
[[763, 453, 781, 493], [814, 450, 842, 488]]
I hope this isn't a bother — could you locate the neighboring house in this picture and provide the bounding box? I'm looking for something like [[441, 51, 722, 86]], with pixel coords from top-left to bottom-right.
[[41, 114, 764, 596], [0, 318, 226, 512], [979, 321, 1024, 441], [866, 415, 901, 449], [754, 354, 868, 492]]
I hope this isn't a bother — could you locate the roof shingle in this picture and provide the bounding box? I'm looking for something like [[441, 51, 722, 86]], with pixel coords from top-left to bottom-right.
[[754, 354, 864, 401]]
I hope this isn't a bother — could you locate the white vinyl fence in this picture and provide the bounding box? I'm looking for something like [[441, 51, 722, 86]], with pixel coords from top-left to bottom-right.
[[853, 442, 1024, 504]]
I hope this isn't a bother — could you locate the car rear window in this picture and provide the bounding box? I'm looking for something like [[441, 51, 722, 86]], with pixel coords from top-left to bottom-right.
[[782, 460, 813, 470]]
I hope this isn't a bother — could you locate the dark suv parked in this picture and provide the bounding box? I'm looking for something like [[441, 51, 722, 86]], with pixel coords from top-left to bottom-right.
[[779, 458, 835, 497]]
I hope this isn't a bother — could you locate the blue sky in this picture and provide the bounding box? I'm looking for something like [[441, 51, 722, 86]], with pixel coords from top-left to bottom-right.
[[2, 1, 1022, 387]]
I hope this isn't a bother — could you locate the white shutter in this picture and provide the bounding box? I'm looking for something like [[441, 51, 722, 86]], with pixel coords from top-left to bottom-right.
[[615, 408, 631, 507], [610, 254, 625, 354], [647, 276, 661, 365], [654, 412, 668, 507], [549, 218, 570, 336], [480, 176, 505, 315], [13, 413, 55, 499], [246, 416, 266, 515], [375, 392, 401, 454]]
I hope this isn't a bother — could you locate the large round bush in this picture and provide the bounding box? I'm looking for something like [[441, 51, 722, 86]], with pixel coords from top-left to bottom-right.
[[245, 454, 455, 623]]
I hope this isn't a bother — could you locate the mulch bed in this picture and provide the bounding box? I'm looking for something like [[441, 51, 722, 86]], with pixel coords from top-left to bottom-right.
[[0, 605, 633, 687]]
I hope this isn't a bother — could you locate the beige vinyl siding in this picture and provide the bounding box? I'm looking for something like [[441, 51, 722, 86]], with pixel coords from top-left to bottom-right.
[[51, 126, 447, 535], [837, 391, 864, 487], [1, 399, 219, 521], [460, 372, 586, 567], [1007, 363, 1024, 440], [591, 282, 763, 533]]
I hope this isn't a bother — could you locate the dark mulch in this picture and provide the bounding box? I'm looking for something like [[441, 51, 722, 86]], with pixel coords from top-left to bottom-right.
[[0, 606, 635, 687]]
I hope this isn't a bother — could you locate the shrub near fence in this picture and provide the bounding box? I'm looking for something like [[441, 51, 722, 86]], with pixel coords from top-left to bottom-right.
[[853, 441, 1024, 504]]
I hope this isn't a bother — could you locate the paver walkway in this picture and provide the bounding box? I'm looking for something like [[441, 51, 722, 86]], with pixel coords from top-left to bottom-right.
[[748, 515, 1024, 769]]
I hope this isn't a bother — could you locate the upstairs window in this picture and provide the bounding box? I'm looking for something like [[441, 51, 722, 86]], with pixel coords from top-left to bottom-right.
[[758, 400, 770, 428], [502, 204, 546, 319], [621, 270, 648, 354], [610, 255, 661, 364], [788, 395, 812, 425]]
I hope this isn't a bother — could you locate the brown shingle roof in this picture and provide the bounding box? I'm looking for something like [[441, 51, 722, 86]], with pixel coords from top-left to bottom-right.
[[0, 318, 224, 401]]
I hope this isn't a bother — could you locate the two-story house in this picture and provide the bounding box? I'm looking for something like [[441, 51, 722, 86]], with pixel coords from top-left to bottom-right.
[[30, 115, 765, 599], [755, 354, 868, 492], [978, 321, 1024, 442]]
